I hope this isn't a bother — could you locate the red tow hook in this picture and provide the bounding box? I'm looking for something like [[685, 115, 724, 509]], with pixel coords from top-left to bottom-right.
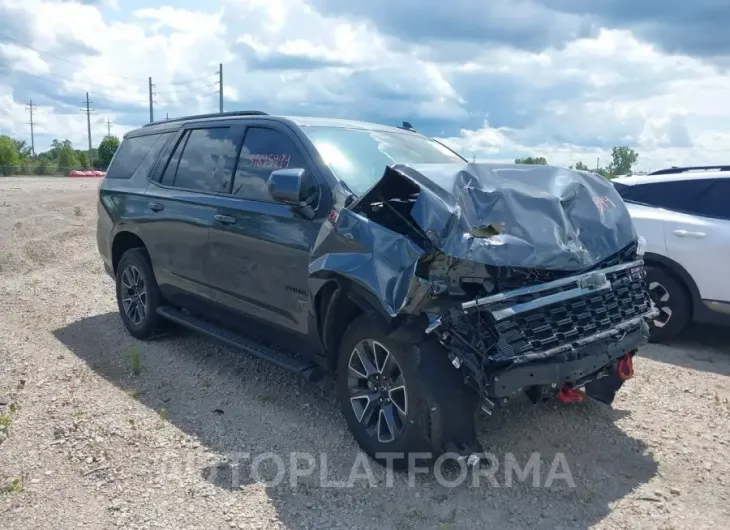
[[617, 352, 634, 381], [557, 384, 585, 404]]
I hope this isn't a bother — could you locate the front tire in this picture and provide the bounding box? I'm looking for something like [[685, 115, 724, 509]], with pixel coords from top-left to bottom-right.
[[646, 266, 690, 342], [116, 248, 163, 340], [336, 314, 479, 467]]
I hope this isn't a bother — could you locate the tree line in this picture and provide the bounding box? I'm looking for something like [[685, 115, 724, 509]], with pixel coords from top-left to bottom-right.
[[0, 134, 120, 176], [515, 146, 640, 178]]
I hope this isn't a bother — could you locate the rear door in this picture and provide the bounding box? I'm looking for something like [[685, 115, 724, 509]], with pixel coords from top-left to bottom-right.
[[669, 179, 730, 302], [626, 177, 729, 303], [207, 122, 327, 335], [143, 124, 244, 307]]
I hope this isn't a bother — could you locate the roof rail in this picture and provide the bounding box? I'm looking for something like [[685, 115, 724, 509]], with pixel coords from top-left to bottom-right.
[[649, 165, 730, 175], [143, 110, 268, 127]]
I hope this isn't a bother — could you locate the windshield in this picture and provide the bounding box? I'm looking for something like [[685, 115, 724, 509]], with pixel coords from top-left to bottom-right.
[[302, 126, 465, 195]]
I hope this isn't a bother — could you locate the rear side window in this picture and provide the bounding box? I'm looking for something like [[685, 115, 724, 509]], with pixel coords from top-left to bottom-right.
[[231, 127, 309, 201], [161, 127, 241, 192], [617, 179, 714, 214], [696, 180, 730, 220], [106, 133, 170, 179], [160, 131, 189, 186]]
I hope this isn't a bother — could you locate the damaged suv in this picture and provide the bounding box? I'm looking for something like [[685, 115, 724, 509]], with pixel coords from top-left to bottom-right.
[[97, 111, 657, 463]]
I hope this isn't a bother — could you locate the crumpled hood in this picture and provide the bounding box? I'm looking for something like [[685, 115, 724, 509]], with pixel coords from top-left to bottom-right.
[[309, 162, 637, 317], [367, 162, 636, 270]]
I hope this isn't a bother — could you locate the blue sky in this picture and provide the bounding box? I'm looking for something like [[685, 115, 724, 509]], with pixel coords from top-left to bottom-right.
[[1, 0, 729, 170]]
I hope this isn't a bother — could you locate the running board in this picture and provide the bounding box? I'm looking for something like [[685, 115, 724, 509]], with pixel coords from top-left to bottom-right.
[[156, 306, 323, 382]]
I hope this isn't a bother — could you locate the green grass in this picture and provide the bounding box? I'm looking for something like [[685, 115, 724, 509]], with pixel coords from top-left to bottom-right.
[[0, 476, 23, 495], [0, 413, 11, 435], [129, 345, 141, 376], [158, 407, 168, 427]]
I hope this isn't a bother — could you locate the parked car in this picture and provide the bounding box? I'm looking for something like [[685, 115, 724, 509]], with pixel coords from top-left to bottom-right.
[[614, 166, 730, 341], [97, 111, 656, 465]]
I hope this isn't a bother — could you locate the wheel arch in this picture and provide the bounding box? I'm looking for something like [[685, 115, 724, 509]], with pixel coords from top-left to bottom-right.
[[643, 252, 700, 317], [111, 231, 148, 274], [314, 276, 395, 371]]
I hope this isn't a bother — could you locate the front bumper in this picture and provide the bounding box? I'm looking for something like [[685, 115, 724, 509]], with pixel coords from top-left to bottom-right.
[[429, 259, 658, 401]]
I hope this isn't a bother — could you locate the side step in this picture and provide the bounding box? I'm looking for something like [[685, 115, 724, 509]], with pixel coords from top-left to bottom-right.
[[156, 306, 323, 382]]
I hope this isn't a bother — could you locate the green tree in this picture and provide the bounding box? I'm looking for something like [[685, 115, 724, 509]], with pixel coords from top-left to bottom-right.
[[75, 150, 90, 169], [573, 161, 590, 171], [515, 156, 548, 165], [58, 142, 79, 173], [12, 139, 33, 159], [0, 135, 21, 176], [607, 146, 639, 176], [97, 135, 120, 170]]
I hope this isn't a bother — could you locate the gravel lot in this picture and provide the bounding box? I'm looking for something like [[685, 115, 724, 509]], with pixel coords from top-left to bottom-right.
[[1, 176, 729, 529]]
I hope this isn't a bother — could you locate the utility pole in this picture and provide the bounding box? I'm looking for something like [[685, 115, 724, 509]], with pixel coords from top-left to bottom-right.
[[218, 63, 224, 113], [25, 100, 37, 157], [148, 77, 155, 123], [80, 92, 95, 161], [596, 157, 600, 172], [106, 119, 112, 138]]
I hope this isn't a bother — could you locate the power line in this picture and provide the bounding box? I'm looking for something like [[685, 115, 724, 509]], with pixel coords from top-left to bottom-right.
[[0, 36, 221, 87], [26, 100, 37, 157], [158, 92, 218, 106], [155, 83, 217, 95], [165, 73, 219, 87], [0, 60, 150, 105], [0, 35, 144, 82]]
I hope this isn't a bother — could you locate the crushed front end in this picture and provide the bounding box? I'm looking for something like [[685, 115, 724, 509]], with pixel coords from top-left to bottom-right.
[[309, 162, 658, 416], [426, 244, 658, 410]]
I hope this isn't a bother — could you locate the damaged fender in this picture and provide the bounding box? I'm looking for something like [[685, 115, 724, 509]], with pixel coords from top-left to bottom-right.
[[308, 162, 637, 320]]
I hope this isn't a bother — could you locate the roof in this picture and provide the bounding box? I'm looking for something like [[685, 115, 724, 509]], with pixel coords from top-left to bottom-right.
[[128, 111, 419, 138], [613, 170, 730, 186], [284, 116, 415, 134]]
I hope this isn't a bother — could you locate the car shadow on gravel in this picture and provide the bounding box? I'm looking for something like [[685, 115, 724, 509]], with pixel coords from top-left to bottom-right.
[[640, 323, 730, 376], [55, 312, 659, 530]]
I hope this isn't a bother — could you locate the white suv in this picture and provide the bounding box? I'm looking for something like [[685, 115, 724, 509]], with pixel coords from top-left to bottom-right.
[[613, 166, 730, 341]]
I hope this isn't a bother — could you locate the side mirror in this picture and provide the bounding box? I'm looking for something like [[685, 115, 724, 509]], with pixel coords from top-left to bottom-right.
[[268, 168, 317, 219], [268, 168, 307, 205]]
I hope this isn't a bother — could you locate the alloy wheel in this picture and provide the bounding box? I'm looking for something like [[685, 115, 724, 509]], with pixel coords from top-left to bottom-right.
[[347, 339, 408, 444], [649, 281, 672, 328], [120, 264, 148, 326]]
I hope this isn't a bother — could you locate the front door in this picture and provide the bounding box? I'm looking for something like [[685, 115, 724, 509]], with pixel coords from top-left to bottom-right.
[[208, 124, 325, 336]]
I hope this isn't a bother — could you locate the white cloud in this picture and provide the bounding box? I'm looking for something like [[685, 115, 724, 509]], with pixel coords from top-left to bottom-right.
[[0, 0, 729, 174]]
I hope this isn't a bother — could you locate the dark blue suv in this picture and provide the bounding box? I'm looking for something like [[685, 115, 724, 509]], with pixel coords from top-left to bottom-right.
[[98, 111, 655, 465]]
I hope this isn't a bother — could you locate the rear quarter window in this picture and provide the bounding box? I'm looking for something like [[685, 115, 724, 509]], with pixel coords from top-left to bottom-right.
[[106, 133, 172, 180]]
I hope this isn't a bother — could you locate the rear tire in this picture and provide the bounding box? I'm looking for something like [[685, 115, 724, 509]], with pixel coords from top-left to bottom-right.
[[336, 314, 479, 468], [646, 266, 690, 342], [116, 248, 163, 340]]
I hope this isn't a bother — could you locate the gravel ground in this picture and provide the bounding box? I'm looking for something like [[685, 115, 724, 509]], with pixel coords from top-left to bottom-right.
[[1, 176, 729, 530]]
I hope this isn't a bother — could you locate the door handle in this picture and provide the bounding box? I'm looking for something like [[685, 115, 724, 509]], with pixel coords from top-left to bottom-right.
[[214, 214, 237, 225], [148, 202, 164, 212], [671, 229, 706, 238]]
